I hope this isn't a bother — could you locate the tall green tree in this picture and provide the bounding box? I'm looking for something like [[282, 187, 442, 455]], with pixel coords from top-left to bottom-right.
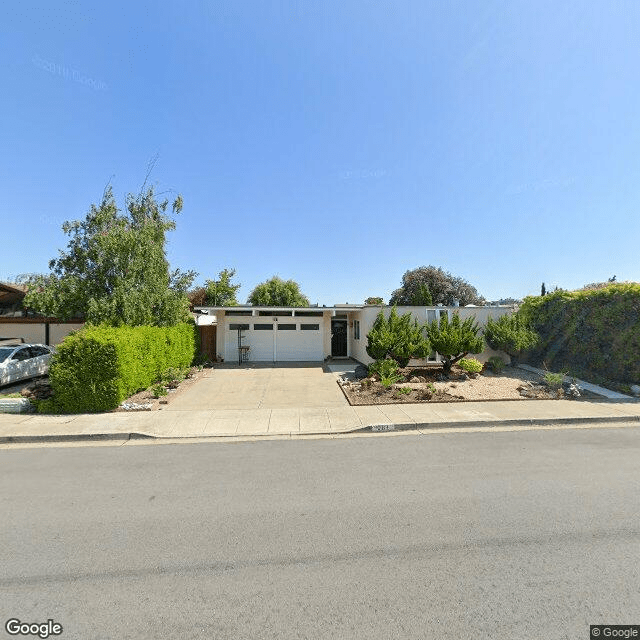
[[427, 313, 484, 374], [390, 265, 484, 306], [23, 186, 196, 326], [205, 268, 241, 306], [247, 276, 310, 307]]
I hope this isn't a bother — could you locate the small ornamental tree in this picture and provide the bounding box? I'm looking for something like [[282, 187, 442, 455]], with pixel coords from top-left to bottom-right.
[[247, 276, 310, 307], [484, 312, 540, 364], [427, 313, 484, 374], [364, 296, 384, 305], [366, 307, 431, 367]]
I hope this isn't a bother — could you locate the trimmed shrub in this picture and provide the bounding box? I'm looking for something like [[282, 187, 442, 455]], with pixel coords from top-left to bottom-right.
[[427, 313, 484, 375], [366, 307, 430, 367], [520, 283, 640, 384], [484, 312, 539, 363], [41, 323, 196, 413], [368, 359, 404, 388], [458, 357, 483, 374]]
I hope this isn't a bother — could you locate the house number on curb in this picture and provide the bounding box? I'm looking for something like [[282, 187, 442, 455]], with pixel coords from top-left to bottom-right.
[[370, 424, 395, 432]]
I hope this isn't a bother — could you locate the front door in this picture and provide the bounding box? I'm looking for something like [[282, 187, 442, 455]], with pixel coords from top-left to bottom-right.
[[331, 320, 348, 357]]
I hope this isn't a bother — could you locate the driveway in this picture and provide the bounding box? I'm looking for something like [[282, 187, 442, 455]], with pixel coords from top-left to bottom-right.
[[166, 363, 349, 410]]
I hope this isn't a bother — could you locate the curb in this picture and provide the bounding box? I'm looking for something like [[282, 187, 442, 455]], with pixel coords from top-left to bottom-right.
[[357, 414, 640, 433], [2, 415, 640, 444], [0, 432, 154, 444]]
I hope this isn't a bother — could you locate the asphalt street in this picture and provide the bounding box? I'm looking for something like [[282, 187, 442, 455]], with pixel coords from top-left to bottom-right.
[[1, 426, 639, 639]]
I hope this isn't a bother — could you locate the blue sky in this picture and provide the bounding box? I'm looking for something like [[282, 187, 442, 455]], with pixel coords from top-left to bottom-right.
[[2, 0, 639, 304]]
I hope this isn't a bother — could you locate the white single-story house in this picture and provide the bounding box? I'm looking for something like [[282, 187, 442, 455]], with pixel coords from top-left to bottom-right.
[[195, 304, 513, 365]]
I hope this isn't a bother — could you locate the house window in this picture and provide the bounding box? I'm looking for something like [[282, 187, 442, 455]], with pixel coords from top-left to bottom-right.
[[300, 324, 320, 331], [253, 324, 273, 330], [228, 324, 250, 331], [353, 320, 360, 340], [277, 324, 296, 330]]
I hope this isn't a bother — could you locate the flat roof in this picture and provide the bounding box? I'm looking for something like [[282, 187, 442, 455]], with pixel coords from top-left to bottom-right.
[[195, 305, 365, 312]]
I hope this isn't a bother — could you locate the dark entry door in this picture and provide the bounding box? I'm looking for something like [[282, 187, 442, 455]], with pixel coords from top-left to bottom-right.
[[331, 320, 348, 357]]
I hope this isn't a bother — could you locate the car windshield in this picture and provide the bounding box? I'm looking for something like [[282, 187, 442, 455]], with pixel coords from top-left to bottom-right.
[[0, 347, 15, 363]]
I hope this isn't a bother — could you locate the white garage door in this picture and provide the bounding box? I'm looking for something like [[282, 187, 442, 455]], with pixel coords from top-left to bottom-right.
[[276, 322, 323, 361], [225, 319, 324, 362]]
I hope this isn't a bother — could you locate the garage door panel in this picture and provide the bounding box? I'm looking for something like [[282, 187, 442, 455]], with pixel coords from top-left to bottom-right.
[[247, 326, 274, 361], [275, 325, 323, 361]]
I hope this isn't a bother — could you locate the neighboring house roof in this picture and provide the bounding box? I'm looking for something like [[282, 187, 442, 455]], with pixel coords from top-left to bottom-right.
[[0, 282, 28, 317], [0, 282, 28, 302]]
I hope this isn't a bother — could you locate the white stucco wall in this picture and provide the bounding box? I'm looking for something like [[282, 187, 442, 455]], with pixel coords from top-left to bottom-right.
[[322, 311, 332, 358]]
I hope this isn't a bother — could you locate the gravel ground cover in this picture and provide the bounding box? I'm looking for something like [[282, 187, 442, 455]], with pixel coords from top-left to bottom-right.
[[339, 365, 599, 406]]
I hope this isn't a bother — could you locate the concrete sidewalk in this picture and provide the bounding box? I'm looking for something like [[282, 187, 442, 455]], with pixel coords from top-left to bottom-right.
[[1, 398, 640, 443]]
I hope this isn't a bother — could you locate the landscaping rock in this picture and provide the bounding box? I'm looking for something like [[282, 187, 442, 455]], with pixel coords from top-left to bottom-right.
[[354, 365, 369, 379], [120, 402, 153, 411], [630, 384, 640, 397], [566, 383, 581, 399]]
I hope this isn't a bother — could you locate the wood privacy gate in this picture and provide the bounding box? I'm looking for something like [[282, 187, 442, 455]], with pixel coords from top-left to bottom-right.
[[198, 325, 217, 361]]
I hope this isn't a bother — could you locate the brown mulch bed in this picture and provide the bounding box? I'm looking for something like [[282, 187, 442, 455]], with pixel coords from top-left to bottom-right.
[[338, 365, 599, 406], [115, 366, 212, 411]]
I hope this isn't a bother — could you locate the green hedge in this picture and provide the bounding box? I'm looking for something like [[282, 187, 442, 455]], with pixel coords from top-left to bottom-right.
[[42, 323, 197, 413], [520, 283, 640, 383]]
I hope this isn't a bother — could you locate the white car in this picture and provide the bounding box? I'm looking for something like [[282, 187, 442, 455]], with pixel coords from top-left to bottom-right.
[[0, 344, 54, 386]]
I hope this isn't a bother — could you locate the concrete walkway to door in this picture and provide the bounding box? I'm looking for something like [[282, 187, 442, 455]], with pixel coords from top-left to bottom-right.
[[166, 363, 348, 411]]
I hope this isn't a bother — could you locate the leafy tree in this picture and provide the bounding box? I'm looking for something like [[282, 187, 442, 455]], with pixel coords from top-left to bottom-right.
[[188, 287, 207, 309], [411, 283, 433, 306], [364, 296, 384, 305], [247, 276, 310, 307], [366, 307, 431, 367], [427, 312, 484, 374], [484, 312, 539, 364], [23, 186, 195, 326], [205, 268, 240, 306], [390, 266, 484, 306]]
